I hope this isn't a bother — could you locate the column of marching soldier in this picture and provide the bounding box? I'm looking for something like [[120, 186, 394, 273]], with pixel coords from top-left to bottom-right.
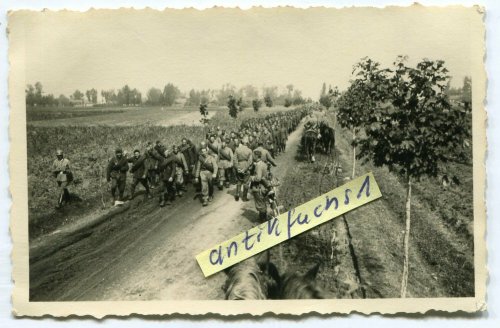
[[51, 109, 306, 221]]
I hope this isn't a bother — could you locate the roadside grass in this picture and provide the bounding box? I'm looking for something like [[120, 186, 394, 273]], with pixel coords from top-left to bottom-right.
[[411, 162, 474, 240], [276, 159, 355, 298]]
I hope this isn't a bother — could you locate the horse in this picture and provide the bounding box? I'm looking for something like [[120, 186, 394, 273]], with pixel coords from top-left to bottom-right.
[[319, 123, 335, 155], [302, 129, 319, 163], [279, 263, 326, 299], [223, 257, 281, 300]]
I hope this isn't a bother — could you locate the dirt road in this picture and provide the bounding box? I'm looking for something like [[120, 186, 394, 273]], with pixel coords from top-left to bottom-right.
[[30, 122, 305, 301]]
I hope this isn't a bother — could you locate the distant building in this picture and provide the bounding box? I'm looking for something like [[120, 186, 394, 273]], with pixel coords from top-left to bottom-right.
[[175, 96, 188, 106], [69, 98, 97, 107], [69, 99, 85, 107]]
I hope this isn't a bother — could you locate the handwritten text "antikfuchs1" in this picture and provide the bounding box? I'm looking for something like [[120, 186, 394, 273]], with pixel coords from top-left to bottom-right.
[[196, 172, 382, 277]]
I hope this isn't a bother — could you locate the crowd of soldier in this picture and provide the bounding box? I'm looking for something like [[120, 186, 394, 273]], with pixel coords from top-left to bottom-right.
[[51, 109, 307, 221]]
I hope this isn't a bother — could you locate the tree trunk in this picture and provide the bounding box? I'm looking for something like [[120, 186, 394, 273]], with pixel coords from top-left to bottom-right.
[[400, 176, 412, 298], [352, 128, 356, 179]]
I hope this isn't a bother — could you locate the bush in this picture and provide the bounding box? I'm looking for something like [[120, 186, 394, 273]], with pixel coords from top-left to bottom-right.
[[319, 94, 332, 109], [264, 95, 273, 107], [252, 99, 262, 112], [228, 95, 243, 118]]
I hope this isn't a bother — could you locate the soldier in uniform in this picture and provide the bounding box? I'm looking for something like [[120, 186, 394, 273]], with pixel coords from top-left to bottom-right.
[[215, 126, 223, 143], [193, 141, 207, 192], [180, 138, 197, 182], [229, 131, 236, 142], [228, 136, 239, 185], [250, 149, 271, 222], [194, 147, 218, 206], [172, 145, 188, 197], [304, 111, 319, 131], [106, 148, 129, 206], [155, 140, 167, 157], [220, 129, 227, 143], [149, 140, 167, 189], [266, 138, 276, 158], [51, 149, 72, 209], [217, 138, 234, 190], [247, 134, 257, 151], [279, 122, 288, 152], [233, 138, 253, 202], [261, 128, 275, 157], [196, 140, 207, 157], [207, 134, 220, 161], [144, 142, 158, 189], [227, 133, 237, 153], [155, 148, 177, 207], [252, 130, 260, 146], [254, 141, 277, 167], [128, 149, 152, 200]]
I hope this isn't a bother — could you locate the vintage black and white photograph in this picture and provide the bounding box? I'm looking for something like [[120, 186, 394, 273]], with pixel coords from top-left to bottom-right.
[[9, 5, 486, 316]]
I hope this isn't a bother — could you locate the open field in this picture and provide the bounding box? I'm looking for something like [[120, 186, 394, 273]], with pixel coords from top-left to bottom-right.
[[27, 105, 217, 127], [27, 107, 126, 121], [27, 105, 293, 127]]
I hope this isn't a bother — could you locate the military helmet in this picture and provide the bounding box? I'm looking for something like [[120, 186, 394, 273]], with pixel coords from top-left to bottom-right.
[[56, 149, 63, 156]]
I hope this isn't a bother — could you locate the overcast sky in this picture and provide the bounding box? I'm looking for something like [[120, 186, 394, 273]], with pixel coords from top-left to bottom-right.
[[16, 6, 482, 99]]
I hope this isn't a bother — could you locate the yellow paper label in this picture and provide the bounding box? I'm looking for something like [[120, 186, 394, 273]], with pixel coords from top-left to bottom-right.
[[196, 172, 382, 277]]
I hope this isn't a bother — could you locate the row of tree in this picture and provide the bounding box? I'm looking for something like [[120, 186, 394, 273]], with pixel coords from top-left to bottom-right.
[[26, 82, 311, 108], [25, 83, 59, 107], [335, 56, 471, 298], [186, 84, 310, 108], [99, 86, 142, 106], [26, 83, 143, 107]]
